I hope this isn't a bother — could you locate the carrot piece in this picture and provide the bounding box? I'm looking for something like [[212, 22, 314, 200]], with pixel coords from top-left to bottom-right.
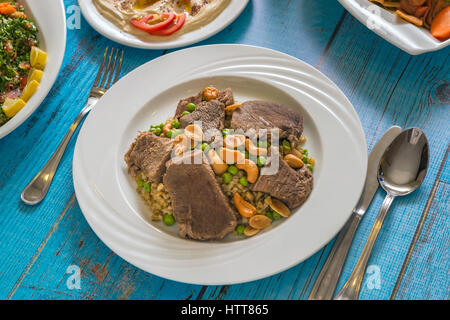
[[431, 7, 450, 41], [0, 3, 16, 15]]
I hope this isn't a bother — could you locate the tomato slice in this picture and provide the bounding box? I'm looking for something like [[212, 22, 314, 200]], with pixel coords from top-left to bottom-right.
[[130, 12, 176, 33], [149, 13, 186, 36]]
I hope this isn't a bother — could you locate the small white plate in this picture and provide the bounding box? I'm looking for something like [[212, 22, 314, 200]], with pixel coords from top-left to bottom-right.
[[73, 44, 367, 285], [0, 0, 67, 139], [78, 0, 249, 49], [338, 0, 450, 55]]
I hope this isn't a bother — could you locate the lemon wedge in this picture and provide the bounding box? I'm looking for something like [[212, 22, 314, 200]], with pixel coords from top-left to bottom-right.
[[2, 98, 26, 118], [21, 80, 39, 102], [30, 46, 47, 70], [28, 68, 44, 83]]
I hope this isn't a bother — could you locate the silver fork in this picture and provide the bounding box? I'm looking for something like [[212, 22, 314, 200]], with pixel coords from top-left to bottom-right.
[[21, 47, 124, 205]]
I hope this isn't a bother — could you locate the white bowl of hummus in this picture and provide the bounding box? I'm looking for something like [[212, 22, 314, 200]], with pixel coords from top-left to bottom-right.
[[78, 0, 249, 49]]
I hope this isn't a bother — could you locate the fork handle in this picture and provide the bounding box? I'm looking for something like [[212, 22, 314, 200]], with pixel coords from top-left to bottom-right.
[[308, 211, 362, 300], [21, 101, 94, 205]]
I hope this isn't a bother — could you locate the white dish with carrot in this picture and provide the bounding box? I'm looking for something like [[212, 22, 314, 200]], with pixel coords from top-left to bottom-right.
[[0, 0, 66, 139], [338, 0, 450, 54]]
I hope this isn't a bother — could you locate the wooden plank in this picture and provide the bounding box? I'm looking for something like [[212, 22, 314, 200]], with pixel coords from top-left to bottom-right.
[[0, 1, 164, 297], [392, 149, 449, 300], [314, 13, 450, 300]]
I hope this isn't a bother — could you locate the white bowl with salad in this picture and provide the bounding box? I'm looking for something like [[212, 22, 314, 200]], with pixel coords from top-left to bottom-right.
[[0, 0, 66, 139]]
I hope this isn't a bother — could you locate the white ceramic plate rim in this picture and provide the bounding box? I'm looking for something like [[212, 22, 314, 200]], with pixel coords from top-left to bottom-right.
[[78, 0, 249, 49], [0, 0, 67, 139], [73, 44, 367, 285], [338, 0, 450, 55]]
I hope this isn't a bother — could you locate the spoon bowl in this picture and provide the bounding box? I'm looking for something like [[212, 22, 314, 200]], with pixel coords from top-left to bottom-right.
[[378, 128, 429, 196], [335, 128, 429, 300]]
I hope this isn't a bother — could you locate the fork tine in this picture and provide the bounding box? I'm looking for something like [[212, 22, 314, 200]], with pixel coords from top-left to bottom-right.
[[104, 48, 119, 89], [99, 48, 114, 89], [92, 47, 109, 88], [113, 50, 124, 85]]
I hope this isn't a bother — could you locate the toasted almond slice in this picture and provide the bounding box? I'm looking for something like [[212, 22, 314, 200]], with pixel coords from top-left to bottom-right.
[[184, 124, 204, 142], [270, 199, 291, 217], [244, 226, 260, 237], [233, 193, 257, 218], [219, 147, 246, 164], [224, 103, 242, 115], [223, 134, 245, 148], [249, 215, 272, 229], [284, 154, 304, 169], [396, 9, 423, 26]]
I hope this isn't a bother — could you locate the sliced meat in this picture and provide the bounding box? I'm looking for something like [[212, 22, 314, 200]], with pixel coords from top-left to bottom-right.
[[163, 150, 239, 240], [250, 150, 313, 209], [124, 131, 174, 184], [174, 91, 203, 118], [230, 100, 303, 144], [174, 88, 234, 118], [217, 88, 235, 106], [179, 99, 225, 142]]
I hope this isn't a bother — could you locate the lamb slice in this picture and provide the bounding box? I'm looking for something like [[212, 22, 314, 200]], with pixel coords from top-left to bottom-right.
[[124, 131, 174, 184], [217, 88, 235, 106], [174, 91, 203, 118], [174, 88, 234, 118], [163, 150, 239, 240], [230, 100, 303, 144], [250, 152, 313, 209], [179, 99, 225, 142]]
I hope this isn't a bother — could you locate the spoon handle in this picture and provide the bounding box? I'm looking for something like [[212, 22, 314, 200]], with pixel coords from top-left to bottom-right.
[[334, 193, 395, 300], [308, 211, 362, 300]]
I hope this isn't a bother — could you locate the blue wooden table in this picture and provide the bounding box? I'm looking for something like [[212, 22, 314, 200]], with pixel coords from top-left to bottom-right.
[[0, 0, 448, 300]]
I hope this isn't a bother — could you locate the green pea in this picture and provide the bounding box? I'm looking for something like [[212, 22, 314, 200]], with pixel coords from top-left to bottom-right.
[[137, 180, 145, 188], [303, 156, 309, 164], [307, 164, 314, 172], [171, 119, 180, 129], [228, 165, 238, 175], [172, 128, 183, 137], [302, 148, 309, 156], [222, 128, 231, 137], [201, 142, 210, 153], [163, 214, 175, 226], [154, 127, 162, 136], [258, 141, 270, 148], [257, 156, 266, 167], [239, 176, 248, 187], [272, 212, 281, 220], [143, 182, 151, 193], [159, 123, 165, 128], [222, 172, 233, 184], [166, 130, 173, 138], [187, 103, 196, 112], [181, 111, 190, 117], [235, 224, 245, 235], [265, 211, 274, 220], [282, 140, 291, 150]]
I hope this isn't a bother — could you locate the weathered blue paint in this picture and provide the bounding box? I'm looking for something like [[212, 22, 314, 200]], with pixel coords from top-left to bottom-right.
[[0, 0, 448, 300]]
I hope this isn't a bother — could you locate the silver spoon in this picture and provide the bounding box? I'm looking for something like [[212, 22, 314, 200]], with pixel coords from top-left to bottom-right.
[[334, 128, 429, 300]]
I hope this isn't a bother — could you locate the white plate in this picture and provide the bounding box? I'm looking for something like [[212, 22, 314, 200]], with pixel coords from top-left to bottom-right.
[[338, 0, 450, 55], [78, 0, 249, 49], [0, 0, 66, 139], [73, 44, 367, 285]]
